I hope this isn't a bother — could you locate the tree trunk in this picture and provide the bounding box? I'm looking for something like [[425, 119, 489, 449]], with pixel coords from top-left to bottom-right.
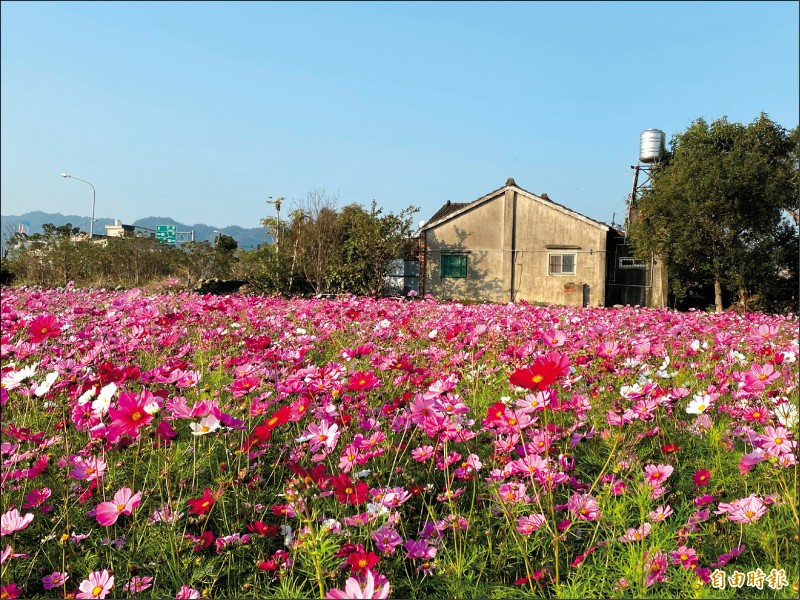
[[714, 275, 724, 313]]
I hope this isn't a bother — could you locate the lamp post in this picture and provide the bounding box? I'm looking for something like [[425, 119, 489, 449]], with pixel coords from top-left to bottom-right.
[[266, 196, 284, 252], [61, 173, 96, 239]]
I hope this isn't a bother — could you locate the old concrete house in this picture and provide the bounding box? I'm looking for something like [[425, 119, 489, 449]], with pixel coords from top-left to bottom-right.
[[418, 179, 667, 307]]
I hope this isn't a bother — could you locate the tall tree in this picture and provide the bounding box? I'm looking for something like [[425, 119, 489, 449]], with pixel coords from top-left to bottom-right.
[[629, 114, 798, 312]]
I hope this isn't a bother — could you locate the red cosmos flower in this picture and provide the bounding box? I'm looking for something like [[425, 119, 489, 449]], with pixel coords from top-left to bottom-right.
[[28, 315, 62, 344], [509, 352, 570, 391], [345, 371, 382, 392], [288, 463, 332, 491], [346, 550, 380, 574], [484, 401, 507, 425], [692, 469, 711, 487], [661, 444, 681, 454], [241, 405, 292, 452], [332, 474, 369, 505], [263, 405, 292, 430], [187, 488, 216, 515], [247, 521, 281, 537]]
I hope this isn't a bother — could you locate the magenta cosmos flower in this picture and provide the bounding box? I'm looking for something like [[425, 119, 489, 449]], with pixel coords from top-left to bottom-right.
[[42, 572, 69, 590], [76, 570, 114, 599], [96, 488, 143, 526], [0, 508, 34, 536], [326, 570, 390, 599], [107, 391, 154, 442]]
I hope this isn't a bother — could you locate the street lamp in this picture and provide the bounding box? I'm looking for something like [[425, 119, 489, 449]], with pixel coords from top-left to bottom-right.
[[61, 173, 96, 239], [266, 196, 284, 251]]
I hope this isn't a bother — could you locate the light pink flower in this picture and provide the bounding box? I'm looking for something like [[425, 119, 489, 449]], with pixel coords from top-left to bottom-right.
[[76, 569, 114, 599], [643, 464, 673, 486], [95, 488, 142, 526], [758, 425, 794, 457], [326, 569, 390, 599], [567, 493, 601, 521], [619, 522, 651, 543], [0, 508, 34, 536], [718, 494, 767, 524], [516, 513, 547, 535], [175, 586, 201, 599]]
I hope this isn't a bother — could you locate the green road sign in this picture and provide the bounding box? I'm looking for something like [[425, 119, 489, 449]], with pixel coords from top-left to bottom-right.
[[156, 225, 177, 245]]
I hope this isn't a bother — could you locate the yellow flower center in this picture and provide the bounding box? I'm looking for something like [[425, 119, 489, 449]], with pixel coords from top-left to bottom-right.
[[92, 585, 103, 597], [775, 438, 783, 445], [531, 374, 543, 383], [746, 510, 755, 518], [131, 411, 142, 421], [117, 503, 126, 511], [345, 487, 354, 495]]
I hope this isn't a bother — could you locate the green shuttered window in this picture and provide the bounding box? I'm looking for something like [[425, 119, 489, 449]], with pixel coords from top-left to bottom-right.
[[441, 254, 467, 278]]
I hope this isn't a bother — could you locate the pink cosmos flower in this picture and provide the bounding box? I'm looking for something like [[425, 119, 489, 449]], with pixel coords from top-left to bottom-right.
[[618, 522, 651, 543], [497, 482, 529, 504], [516, 513, 547, 535], [95, 487, 143, 526], [175, 586, 201, 599], [648, 505, 673, 522], [42, 571, 69, 590], [567, 493, 601, 521], [123, 576, 153, 594], [0, 508, 34, 536], [758, 425, 794, 457], [410, 445, 435, 462], [644, 550, 669, 587], [76, 569, 114, 599], [742, 362, 780, 391], [670, 546, 698, 570], [372, 526, 403, 555], [304, 420, 341, 454], [325, 570, 390, 599], [717, 494, 767, 524], [643, 464, 673, 486], [404, 538, 437, 560]]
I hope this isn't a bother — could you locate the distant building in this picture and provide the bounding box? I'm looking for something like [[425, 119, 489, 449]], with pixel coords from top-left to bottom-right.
[[104, 220, 156, 239], [418, 179, 667, 307]]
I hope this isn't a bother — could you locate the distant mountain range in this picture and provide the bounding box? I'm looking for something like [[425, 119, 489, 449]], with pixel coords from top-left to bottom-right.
[[0, 211, 271, 250]]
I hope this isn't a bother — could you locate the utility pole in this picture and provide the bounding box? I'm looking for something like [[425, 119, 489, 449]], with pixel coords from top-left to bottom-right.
[[266, 196, 284, 252]]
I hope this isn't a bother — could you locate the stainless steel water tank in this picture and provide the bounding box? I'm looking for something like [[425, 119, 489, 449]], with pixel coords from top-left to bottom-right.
[[639, 129, 665, 163]]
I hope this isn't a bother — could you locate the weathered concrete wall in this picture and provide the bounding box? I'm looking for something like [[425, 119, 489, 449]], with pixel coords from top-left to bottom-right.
[[423, 187, 610, 306], [512, 191, 608, 307], [423, 194, 508, 302]]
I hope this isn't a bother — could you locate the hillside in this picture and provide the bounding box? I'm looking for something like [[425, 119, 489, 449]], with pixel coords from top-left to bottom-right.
[[0, 211, 270, 249]]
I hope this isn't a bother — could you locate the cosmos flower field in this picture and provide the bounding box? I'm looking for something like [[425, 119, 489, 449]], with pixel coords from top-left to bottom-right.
[[1, 286, 798, 599]]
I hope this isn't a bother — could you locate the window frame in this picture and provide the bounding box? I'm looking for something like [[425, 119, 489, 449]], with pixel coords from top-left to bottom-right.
[[547, 252, 577, 276], [440, 253, 468, 279]]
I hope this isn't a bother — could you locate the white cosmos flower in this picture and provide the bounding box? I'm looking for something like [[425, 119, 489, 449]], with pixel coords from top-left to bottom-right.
[[91, 383, 117, 414], [34, 371, 59, 396], [686, 394, 712, 415], [77, 388, 97, 405], [143, 399, 162, 415], [774, 403, 798, 428], [1, 363, 39, 390], [189, 414, 221, 436]]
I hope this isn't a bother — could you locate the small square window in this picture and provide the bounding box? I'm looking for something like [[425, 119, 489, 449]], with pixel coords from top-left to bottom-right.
[[548, 253, 576, 275], [441, 254, 467, 278], [619, 257, 647, 269]]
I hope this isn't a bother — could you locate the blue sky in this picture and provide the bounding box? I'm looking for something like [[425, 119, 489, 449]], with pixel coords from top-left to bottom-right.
[[2, 1, 798, 230]]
